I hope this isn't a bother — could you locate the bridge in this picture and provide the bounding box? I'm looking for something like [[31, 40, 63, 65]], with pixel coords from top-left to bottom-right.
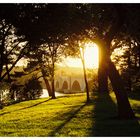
[[55, 75, 86, 93]]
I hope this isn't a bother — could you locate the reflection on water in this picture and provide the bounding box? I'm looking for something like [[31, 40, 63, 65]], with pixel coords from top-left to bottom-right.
[[40, 89, 64, 98]]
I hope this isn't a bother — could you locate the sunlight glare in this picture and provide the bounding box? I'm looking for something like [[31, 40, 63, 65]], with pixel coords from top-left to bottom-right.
[[84, 42, 99, 68], [61, 42, 99, 69]]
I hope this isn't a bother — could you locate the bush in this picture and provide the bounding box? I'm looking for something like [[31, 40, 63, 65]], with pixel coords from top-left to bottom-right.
[[23, 76, 43, 100], [9, 84, 24, 102], [0, 82, 10, 106]]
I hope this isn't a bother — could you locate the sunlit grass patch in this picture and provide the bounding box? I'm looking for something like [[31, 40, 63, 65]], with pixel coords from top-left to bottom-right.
[[0, 92, 140, 136], [0, 93, 91, 136]]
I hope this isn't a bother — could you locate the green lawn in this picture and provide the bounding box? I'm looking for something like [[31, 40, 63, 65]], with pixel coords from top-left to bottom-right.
[[0, 92, 140, 136]]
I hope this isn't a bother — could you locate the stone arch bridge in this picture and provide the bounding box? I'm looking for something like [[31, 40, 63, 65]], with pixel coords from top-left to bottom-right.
[[55, 75, 86, 93]]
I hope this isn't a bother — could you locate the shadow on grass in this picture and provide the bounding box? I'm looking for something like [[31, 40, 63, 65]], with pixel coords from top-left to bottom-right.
[[48, 102, 87, 136], [91, 92, 140, 136], [0, 98, 51, 116]]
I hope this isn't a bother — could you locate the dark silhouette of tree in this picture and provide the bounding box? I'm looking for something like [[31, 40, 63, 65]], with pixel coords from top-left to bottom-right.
[[94, 5, 135, 119], [24, 47, 53, 98], [24, 36, 67, 99], [0, 19, 28, 83], [111, 36, 140, 92], [40, 38, 66, 99]]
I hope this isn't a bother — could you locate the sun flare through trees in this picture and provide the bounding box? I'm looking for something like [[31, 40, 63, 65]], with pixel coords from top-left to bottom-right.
[[60, 42, 99, 69]]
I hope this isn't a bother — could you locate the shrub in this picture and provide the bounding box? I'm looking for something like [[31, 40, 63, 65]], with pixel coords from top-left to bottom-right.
[[23, 76, 43, 100]]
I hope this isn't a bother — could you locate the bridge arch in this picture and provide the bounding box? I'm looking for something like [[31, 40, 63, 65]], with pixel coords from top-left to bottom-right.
[[72, 80, 81, 91], [62, 81, 68, 90]]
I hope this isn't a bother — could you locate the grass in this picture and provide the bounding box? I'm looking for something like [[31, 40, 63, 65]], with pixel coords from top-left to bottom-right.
[[0, 92, 140, 136]]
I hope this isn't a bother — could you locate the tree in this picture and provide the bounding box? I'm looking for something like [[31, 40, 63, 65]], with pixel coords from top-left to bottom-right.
[[65, 35, 92, 102], [93, 5, 135, 119], [24, 50, 53, 98], [111, 36, 140, 92], [80, 46, 90, 102], [0, 18, 29, 107], [41, 37, 67, 99], [65, 4, 135, 118], [0, 19, 28, 83], [25, 36, 67, 99]]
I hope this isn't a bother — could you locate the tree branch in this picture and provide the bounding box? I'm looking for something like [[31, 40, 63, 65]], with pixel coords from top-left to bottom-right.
[[0, 43, 29, 81]]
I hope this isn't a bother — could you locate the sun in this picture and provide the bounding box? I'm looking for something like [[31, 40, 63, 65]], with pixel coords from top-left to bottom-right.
[[60, 42, 99, 69], [84, 42, 99, 68]]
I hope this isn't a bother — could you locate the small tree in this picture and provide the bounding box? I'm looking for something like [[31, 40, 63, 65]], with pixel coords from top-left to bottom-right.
[[25, 35, 67, 99]]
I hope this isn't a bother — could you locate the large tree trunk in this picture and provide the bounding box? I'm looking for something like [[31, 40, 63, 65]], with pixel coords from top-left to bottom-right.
[[98, 40, 135, 119], [41, 68, 52, 97], [51, 78, 56, 99], [107, 58, 135, 119], [98, 46, 109, 94], [43, 75, 52, 97]]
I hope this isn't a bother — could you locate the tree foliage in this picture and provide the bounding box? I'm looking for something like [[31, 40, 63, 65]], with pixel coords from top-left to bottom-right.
[[0, 18, 28, 82]]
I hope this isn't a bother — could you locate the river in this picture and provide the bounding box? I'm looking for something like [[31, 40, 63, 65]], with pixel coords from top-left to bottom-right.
[[40, 89, 65, 98]]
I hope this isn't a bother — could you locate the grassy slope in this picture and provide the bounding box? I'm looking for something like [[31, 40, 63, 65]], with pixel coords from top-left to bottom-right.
[[0, 93, 140, 137]]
